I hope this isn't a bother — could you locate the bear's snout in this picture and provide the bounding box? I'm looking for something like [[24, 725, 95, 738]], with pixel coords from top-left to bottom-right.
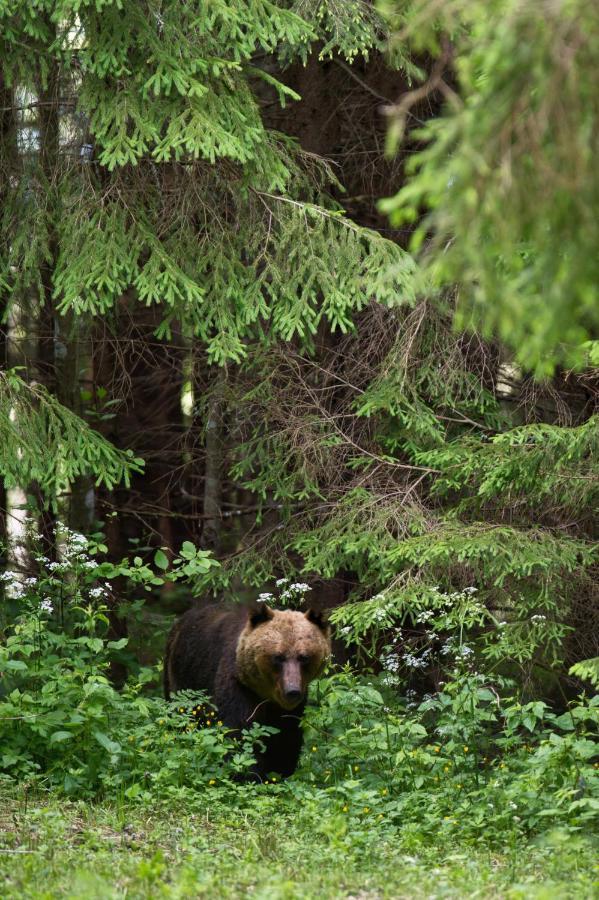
[[279, 659, 304, 708]]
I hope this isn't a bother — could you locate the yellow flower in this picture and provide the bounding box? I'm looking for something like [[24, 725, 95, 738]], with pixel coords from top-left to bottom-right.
[[179, 707, 185, 713], [381, 788, 388, 796], [378, 814, 384, 820], [311, 746, 317, 752], [342, 805, 349, 812], [208, 779, 216, 786], [362, 807, 370, 814], [217, 721, 223, 726], [128, 735, 135, 743], [463, 746, 469, 753], [434, 746, 440, 753], [206, 720, 211, 726], [443, 766, 450, 773], [353, 765, 360, 772]]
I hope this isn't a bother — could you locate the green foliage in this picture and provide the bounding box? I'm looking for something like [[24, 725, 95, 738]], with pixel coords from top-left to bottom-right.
[[53, 190, 415, 364], [2, 554, 597, 845], [569, 657, 599, 690], [380, 0, 599, 375], [0, 369, 143, 494], [414, 416, 599, 518], [1, 0, 409, 367], [301, 670, 599, 838], [1, 792, 597, 897], [212, 297, 596, 680], [289, 0, 386, 63], [0, 529, 271, 796]]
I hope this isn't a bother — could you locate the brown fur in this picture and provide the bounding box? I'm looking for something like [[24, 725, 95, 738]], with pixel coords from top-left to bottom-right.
[[163, 602, 331, 778], [236, 608, 331, 710]]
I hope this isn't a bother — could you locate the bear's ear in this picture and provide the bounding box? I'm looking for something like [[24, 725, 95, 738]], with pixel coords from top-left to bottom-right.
[[248, 602, 275, 628], [304, 607, 330, 632]]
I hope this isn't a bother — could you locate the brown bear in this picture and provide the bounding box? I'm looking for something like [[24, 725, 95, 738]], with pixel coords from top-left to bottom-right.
[[164, 602, 331, 778]]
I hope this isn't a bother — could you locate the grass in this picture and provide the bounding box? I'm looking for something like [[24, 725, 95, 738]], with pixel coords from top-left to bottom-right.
[[0, 787, 597, 899]]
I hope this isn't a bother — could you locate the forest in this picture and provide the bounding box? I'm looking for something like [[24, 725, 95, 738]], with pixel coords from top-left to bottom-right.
[[0, 1, 597, 897]]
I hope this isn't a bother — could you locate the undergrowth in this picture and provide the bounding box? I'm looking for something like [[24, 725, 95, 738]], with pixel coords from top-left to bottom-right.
[[0, 527, 597, 897]]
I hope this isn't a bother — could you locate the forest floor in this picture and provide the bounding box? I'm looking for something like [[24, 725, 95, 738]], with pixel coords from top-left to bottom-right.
[[0, 790, 597, 899]]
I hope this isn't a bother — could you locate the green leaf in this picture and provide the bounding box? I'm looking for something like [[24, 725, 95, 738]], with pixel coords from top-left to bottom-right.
[[50, 731, 72, 743], [154, 549, 169, 570], [107, 638, 129, 650], [93, 731, 121, 755], [4, 659, 28, 671]]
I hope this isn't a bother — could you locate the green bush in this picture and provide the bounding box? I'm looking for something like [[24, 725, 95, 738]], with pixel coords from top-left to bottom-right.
[[298, 670, 599, 842], [1, 542, 597, 844], [0, 525, 266, 795]]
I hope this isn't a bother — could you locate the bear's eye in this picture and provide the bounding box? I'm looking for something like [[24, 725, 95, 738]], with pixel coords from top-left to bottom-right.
[[298, 654, 312, 665], [272, 654, 286, 666]]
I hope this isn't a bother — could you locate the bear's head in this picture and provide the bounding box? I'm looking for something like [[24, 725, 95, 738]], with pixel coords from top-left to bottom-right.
[[236, 604, 331, 710]]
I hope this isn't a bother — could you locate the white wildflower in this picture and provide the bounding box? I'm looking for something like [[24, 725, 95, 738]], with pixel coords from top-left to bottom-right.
[[89, 587, 105, 599], [24, 577, 38, 587], [415, 609, 434, 623], [382, 653, 400, 673], [39, 599, 53, 613], [257, 592, 274, 603], [0, 571, 13, 583], [275, 578, 289, 587]]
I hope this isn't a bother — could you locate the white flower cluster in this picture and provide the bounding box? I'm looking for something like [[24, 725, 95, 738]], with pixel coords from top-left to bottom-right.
[[57, 524, 91, 564], [382, 653, 400, 673], [415, 609, 435, 623], [39, 598, 53, 614], [402, 647, 432, 670], [531, 614, 547, 623], [440, 639, 456, 656], [89, 586, 107, 599], [405, 688, 418, 709], [275, 578, 289, 588], [280, 582, 310, 602], [256, 592, 274, 603]]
